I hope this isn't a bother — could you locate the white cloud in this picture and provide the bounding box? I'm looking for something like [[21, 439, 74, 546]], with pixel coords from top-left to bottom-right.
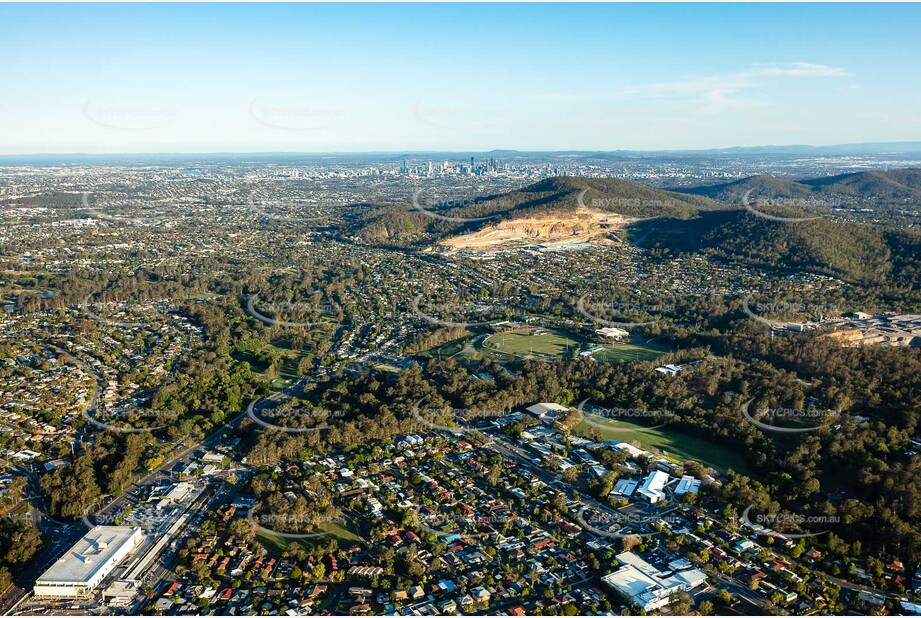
[[753, 62, 851, 77], [620, 74, 749, 100], [613, 62, 852, 113]]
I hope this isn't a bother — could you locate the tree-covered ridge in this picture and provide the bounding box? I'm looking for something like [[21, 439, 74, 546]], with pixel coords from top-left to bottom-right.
[[630, 210, 921, 286], [345, 173, 918, 288], [677, 168, 921, 206]]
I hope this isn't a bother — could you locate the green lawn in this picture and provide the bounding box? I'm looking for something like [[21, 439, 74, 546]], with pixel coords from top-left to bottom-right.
[[235, 339, 315, 389], [573, 415, 750, 476], [421, 335, 474, 359], [256, 519, 361, 553], [371, 362, 402, 373], [592, 342, 669, 363], [482, 328, 669, 364], [483, 327, 584, 358]]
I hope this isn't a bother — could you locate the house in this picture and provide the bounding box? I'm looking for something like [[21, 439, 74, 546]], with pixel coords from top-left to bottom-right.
[[803, 548, 822, 562], [436, 579, 457, 594], [350, 565, 384, 578], [734, 539, 757, 553], [900, 600, 921, 615], [438, 599, 458, 614], [471, 586, 491, 602]]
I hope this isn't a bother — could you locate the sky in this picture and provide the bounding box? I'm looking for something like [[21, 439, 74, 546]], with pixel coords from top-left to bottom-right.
[[1, 3, 919, 154]]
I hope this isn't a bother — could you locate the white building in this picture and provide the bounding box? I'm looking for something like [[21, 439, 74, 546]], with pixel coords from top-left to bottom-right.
[[156, 481, 194, 510], [611, 478, 639, 498], [596, 327, 629, 340], [606, 440, 652, 460], [675, 475, 701, 495], [398, 434, 424, 448], [590, 464, 609, 478], [201, 452, 225, 464], [654, 364, 684, 377], [602, 552, 707, 612], [34, 526, 144, 597], [636, 470, 670, 504]]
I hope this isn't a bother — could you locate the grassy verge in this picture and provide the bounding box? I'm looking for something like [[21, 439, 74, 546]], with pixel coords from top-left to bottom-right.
[[256, 520, 361, 553]]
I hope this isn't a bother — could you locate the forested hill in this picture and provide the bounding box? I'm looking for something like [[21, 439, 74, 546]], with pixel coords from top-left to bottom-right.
[[630, 208, 921, 286], [676, 168, 921, 207], [501, 176, 724, 218], [345, 176, 725, 247], [343, 173, 920, 286]]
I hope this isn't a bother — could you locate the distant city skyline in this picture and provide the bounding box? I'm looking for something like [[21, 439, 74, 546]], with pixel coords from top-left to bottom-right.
[[1, 3, 920, 154]]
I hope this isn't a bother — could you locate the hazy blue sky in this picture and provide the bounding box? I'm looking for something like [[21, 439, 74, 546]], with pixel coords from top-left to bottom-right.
[[1, 3, 919, 153]]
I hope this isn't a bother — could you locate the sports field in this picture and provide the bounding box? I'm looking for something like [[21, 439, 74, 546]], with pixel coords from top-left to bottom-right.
[[573, 415, 750, 476], [592, 342, 669, 363], [483, 327, 583, 358], [483, 327, 669, 364]]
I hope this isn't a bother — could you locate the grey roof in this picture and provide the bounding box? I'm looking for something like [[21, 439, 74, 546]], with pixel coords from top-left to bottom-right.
[[37, 526, 141, 585]]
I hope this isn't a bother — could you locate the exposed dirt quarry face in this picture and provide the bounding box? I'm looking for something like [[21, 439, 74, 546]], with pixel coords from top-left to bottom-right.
[[437, 207, 638, 253]]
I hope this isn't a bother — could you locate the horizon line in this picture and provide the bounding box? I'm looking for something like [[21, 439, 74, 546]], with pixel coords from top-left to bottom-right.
[[4, 140, 921, 159]]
